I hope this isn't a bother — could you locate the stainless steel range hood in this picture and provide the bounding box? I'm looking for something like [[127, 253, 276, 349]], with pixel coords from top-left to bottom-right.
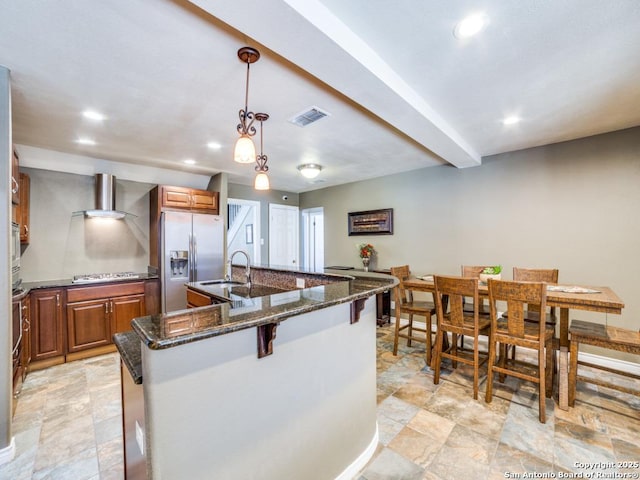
[[73, 173, 136, 219]]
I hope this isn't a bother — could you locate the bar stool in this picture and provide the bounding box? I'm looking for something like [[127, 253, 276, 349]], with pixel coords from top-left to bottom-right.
[[390, 265, 436, 364]]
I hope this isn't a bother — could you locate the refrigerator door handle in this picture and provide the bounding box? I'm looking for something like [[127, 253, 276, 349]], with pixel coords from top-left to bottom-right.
[[188, 233, 192, 282], [192, 234, 198, 281]]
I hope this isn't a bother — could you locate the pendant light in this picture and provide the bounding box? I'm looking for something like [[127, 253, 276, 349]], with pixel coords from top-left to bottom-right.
[[254, 113, 270, 190], [234, 47, 261, 163]]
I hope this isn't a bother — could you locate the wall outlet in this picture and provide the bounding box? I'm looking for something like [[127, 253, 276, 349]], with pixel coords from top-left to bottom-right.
[[296, 278, 305, 289]]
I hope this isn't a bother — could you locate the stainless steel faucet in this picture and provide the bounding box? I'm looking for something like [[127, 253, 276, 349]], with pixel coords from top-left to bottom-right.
[[226, 250, 251, 285]]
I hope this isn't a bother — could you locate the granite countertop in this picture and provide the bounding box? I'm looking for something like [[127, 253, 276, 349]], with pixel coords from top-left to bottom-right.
[[131, 269, 397, 351], [15, 272, 159, 297], [113, 331, 143, 384]]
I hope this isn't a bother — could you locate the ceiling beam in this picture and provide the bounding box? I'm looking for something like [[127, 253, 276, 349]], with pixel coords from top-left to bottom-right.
[[189, 0, 481, 168]]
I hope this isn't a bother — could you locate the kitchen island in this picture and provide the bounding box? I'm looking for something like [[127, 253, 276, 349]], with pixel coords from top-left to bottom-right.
[[115, 266, 397, 480]]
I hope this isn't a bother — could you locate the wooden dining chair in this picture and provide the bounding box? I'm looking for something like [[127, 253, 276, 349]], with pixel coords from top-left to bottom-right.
[[512, 267, 559, 324], [461, 265, 491, 316], [390, 265, 436, 364], [433, 275, 491, 399], [510, 267, 559, 361], [485, 279, 555, 423]]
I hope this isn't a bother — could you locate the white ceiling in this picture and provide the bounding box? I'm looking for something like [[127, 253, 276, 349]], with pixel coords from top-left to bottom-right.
[[2, 0, 639, 193]]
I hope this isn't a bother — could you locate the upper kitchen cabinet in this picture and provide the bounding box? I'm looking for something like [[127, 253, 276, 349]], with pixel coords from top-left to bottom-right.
[[11, 147, 20, 205], [17, 172, 30, 244], [158, 185, 219, 214]]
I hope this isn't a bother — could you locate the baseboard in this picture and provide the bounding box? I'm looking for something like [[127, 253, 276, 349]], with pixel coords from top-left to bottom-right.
[[579, 351, 640, 377], [334, 423, 378, 480], [389, 318, 640, 376], [0, 437, 16, 466]]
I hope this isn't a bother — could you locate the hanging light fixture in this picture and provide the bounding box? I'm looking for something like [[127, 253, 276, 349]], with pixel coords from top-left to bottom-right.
[[297, 163, 322, 179], [254, 113, 270, 190], [234, 47, 261, 163]]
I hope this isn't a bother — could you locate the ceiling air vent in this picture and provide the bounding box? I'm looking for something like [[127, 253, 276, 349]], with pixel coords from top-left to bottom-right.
[[288, 106, 330, 127]]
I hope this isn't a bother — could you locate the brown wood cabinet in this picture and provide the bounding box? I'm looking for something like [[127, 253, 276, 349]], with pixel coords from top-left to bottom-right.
[[159, 185, 219, 213], [17, 172, 30, 244], [66, 299, 112, 353], [149, 185, 220, 269], [186, 287, 214, 308], [31, 288, 65, 364], [12, 292, 31, 404], [66, 282, 146, 353], [21, 297, 31, 378], [11, 148, 20, 205]]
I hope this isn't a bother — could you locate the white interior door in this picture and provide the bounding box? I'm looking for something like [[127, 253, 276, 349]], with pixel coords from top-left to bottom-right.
[[269, 204, 299, 268], [302, 208, 324, 271]]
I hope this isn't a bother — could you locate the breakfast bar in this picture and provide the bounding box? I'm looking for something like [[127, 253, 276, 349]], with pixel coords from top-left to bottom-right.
[[114, 267, 396, 480]]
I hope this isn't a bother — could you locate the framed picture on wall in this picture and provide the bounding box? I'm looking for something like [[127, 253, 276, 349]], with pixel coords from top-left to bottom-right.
[[348, 208, 393, 235], [245, 224, 254, 244]]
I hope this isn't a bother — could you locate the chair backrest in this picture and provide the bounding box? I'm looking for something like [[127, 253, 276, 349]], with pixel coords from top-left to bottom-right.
[[434, 275, 479, 328], [390, 265, 413, 305], [461, 265, 491, 312], [512, 267, 558, 283], [513, 267, 558, 315], [461, 265, 490, 278], [488, 279, 547, 339]]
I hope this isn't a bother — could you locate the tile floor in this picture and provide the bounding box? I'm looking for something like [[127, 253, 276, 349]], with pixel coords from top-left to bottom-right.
[[2, 325, 639, 480]]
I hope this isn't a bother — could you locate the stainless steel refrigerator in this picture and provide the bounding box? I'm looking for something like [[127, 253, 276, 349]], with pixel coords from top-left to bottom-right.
[[161, 211, 224, 312]]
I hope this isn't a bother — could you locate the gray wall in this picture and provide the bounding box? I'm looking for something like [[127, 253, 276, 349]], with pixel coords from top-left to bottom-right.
[[300, 127, 640, 336], [228, 183, 299, 265], [20, 168, 155, 281]]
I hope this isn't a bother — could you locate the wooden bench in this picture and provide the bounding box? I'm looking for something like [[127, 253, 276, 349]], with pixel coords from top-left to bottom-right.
[[569, 319, 640, 406]]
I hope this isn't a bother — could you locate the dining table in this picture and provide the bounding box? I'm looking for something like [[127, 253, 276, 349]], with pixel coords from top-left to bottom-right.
[[402, 276, 625, 410]]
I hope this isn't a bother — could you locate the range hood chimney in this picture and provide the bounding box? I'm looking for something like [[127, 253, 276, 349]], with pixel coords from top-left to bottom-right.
[[73, 174, 135, 219]]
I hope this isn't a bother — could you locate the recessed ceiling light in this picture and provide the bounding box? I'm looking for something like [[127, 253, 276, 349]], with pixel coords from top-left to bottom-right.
[[502, 116, 520, 125], [82, 110, 105, 121], [183, 159, 196, 165], [454, 13, 488, 39], [76, 138, 96, 145], [207, 142, 222, 150]]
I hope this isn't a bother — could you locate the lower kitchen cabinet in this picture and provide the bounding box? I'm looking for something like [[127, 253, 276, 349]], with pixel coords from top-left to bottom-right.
[[66, 282, 146, 355], [30, 288, 65, 366], [66, 299, 113, 353]]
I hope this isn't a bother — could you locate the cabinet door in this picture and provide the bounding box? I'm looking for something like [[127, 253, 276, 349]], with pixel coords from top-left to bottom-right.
[[18, 173, 30, 244], [11, 148, 20, 205], [191, 189, 218, 212], [31, 289, 65, 361], [21, 298, 31, 378], [67, 299, 112, 353], [161, 186, 192, 209], [111, 294, 145, 334]]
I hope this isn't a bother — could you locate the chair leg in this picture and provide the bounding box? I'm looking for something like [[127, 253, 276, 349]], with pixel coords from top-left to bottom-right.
[[433, 328, 443, 384], [407, 314, 414, 347], [569, 336, 579, 407], [538, 346, 546, 423], [451, 333, 458, 369], [545, 339, 553, 398], [393, 308, 402, 356], [473, 335, 479, 400], [485, 337, 496, 404], [498, 343, 507, 383], [425, 314, 433, 366]]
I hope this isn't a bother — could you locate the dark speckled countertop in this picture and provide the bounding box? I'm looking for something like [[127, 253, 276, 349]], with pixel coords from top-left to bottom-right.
[[115, 268, 396, 383], [133, 269, 396, 350]]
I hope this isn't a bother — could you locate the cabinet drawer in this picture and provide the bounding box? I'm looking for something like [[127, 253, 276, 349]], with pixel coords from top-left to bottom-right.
[[187, 289, 213, 308], [67, 281, 145, 303]]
